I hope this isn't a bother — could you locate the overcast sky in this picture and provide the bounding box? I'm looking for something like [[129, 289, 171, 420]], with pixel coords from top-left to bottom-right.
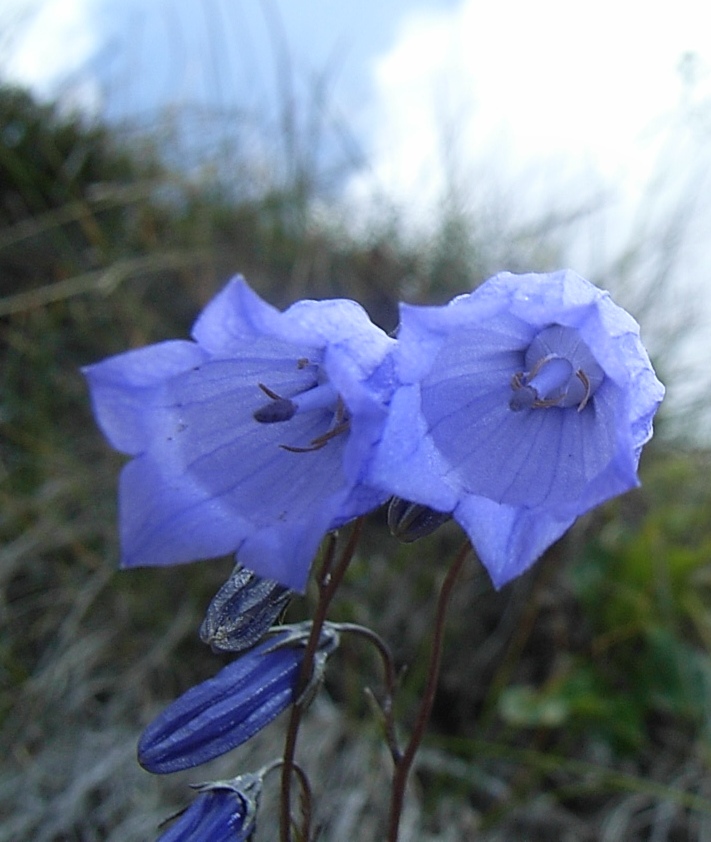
[[4, 0, 711, 423], [5, 0, 709, 192], [5, 1, 710, 221], [352, 1, 711, 197]]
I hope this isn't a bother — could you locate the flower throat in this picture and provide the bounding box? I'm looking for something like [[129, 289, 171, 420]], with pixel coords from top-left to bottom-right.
[[509, 325, 604, 413]]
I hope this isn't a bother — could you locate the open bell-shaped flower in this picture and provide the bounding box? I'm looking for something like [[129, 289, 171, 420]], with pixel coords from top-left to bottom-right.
[[82, 276, 395, 591], [369, 270, 665, 587]]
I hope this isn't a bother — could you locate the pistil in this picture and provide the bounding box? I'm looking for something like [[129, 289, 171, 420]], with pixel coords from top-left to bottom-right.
[[509, 325, 604, 413], [253, 378, 349, 452], [254, 381, 340, 424]]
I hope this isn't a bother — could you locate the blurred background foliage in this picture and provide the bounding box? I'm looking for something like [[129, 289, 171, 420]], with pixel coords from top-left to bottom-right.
[[1, 75, 710, 842]]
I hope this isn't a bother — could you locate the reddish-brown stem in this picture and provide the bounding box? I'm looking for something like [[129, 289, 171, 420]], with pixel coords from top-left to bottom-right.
[[332, 622, 402, 763], [386, 542, 470, 842], [279, 519, 364, 842]]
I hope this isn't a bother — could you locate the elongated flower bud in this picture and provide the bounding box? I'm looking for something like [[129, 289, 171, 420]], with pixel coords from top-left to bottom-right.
[[138, 625, 339, 774]]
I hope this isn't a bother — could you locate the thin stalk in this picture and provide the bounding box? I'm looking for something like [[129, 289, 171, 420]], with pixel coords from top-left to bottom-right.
[[386, 542, 470, 842], [332, 622, 401, 763], [279, 519, 364, 842]]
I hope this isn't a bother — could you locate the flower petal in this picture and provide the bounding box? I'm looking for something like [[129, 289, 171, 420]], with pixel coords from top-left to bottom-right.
[[81, 341, 207, 454], [84, 278, 395, 591], [371, 270, 664, 588], [455, 496, 576, 587]]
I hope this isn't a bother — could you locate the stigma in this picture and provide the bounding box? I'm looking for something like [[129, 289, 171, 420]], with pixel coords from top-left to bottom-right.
[[509, 325, 604, 413], [253, 374, 349, 452], [254, 381, 339, 423]]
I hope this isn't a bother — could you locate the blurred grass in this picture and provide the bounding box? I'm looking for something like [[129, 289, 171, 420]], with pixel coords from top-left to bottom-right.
[[1, 79, 711, 841]]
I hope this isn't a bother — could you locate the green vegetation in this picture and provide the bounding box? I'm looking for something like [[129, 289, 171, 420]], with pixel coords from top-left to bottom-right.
[[1, 81, 710, 840]]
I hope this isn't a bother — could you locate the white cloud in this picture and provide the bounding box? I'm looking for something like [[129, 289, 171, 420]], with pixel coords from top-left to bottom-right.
[[348, 0, 711, 228], [345, 0, 711, 430], [3, 0, 101, 106]]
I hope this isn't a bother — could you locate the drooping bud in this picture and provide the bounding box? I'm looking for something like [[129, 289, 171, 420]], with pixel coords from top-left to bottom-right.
[[387, 497, 452, 542], [138, 624, 339, 774], [200, 564, 292, 654]]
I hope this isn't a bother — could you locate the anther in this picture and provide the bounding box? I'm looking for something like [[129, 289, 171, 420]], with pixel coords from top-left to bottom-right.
[[253, 377, 349, 452], [280, 397, 350, 452], [575, 369, 592, 412]]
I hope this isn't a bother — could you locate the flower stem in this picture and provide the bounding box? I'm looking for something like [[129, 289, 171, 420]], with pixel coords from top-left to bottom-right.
[[279, 519, 364, 842], [332, 622, 401, 763], [386, 542, 470, 842]]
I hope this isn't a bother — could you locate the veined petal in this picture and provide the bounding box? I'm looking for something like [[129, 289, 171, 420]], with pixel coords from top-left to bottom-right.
[[81, 341, 208, 454], [370, 385, 459, 512], [371, 270, 664, 588], [84, 277, 395, 591], [455, 496, 576, 587], [118, 435, 352, 589], [191, 277, 285, 354], [117, 352, 356, 586], [194, 277, 393, 376], [420, 340, 619, 508]]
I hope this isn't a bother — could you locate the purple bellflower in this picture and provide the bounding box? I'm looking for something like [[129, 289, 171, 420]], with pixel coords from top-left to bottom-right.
[[83, 277, 394, 591], [138, 624, 339, 774], [157, 774, 262, 842], [369, 270, 665, 587]]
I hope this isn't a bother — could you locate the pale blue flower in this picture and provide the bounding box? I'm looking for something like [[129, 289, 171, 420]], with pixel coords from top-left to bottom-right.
[[83, 277, 394, 590], [370, 270, 664, 587]]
